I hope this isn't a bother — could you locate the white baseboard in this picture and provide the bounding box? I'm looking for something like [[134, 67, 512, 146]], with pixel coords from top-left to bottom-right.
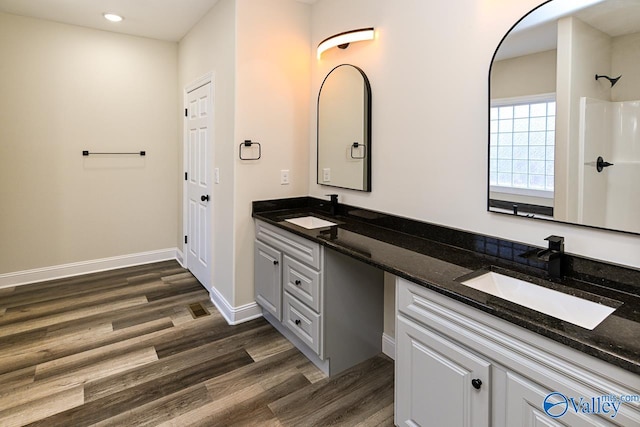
[[175, 249, 185, 267], [382, 333, 396, 360], [0, 248, 179, 289], [209, 286, 263, 326]]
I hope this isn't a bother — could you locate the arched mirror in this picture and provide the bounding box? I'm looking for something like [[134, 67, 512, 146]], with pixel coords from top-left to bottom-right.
[[317, 64, 372, 192], [489, 0, 640, 235]]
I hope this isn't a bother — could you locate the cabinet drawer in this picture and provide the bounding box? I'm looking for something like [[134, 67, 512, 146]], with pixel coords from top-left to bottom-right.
[[283, 292, 321, 355], [397, 276, 445, 328], [255, 220, 321, 269], [283, 255, 321, 312]]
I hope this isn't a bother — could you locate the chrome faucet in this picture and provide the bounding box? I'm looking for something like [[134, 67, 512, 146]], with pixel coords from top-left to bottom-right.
[[520, 235, 565, 279]]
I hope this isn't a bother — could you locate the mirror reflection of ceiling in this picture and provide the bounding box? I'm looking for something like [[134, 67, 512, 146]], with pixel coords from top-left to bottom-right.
[[495, 0, 640, 61]]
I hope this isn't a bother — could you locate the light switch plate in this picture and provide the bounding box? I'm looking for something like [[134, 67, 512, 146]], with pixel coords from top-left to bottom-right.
[[214, 168, 220, 184]]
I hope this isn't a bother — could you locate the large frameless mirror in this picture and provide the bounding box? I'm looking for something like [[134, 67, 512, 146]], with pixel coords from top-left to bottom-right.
[[489, 0, 640, 235], [317, 64, 372, 192]]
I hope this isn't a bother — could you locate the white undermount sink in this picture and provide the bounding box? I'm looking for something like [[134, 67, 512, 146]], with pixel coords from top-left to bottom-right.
[[460, 272, 617, 330], [285, 216, 337, 229]]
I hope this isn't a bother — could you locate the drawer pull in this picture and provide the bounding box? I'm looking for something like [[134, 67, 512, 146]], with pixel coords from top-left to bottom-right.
[[471, 379, 482, 390], [295, 279, 301, 286], [273, 260, 279, 266], [294, 319, 301, 326]]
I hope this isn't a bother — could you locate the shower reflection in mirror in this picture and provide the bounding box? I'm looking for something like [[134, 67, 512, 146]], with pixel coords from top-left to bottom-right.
[[489, 0, 640, 235]]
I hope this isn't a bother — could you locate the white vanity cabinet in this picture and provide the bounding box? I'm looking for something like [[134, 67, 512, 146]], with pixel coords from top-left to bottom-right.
[[254, 240, 282, 320], [254, 219, 384, 376], [396, 314, 491, 427], [396, 277, 640, 427]]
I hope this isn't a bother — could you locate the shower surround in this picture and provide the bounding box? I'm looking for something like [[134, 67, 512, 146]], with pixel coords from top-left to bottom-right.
[[579, 97, 640, 234]]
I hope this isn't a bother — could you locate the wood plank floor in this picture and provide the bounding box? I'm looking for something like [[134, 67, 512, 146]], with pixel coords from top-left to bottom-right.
[[0, 261, 394, 426]]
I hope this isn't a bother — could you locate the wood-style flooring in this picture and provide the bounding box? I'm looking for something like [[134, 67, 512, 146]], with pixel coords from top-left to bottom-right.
[[0, 261, 394, 426]]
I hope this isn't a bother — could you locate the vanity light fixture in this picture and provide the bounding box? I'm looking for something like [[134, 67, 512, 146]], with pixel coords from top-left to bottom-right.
[[317, 27, 375, 59], [103, 13, 124, 23]]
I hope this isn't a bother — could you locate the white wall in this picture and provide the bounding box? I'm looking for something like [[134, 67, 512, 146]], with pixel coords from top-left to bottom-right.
[[556, 16, 611, 224], [309, 0, 640, 270], [178, 0, 237, 296], [491, 49, 557, 99], [234, 0, 311, 306], [612, 32, 640, 102], [0, 13, 179, 274], [179, 0, 311, 306]]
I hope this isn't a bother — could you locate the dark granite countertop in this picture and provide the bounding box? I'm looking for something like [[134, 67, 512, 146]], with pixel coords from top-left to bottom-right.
[[253, 197, 640, 375]]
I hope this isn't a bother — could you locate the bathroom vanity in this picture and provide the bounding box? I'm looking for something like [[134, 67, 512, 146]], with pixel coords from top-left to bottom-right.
[[396, 278, 638, 427], [254, 219, 384, 376], [253, 196, 640, 427]]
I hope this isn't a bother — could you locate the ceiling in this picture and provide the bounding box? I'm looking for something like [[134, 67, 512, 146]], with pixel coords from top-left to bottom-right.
[[0, 0, 214, 42], [495, 0, 640, 61], [0, 0, 317, 42]]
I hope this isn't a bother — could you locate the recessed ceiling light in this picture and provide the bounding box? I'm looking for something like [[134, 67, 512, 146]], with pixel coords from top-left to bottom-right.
[[103, 13, 124, 23]]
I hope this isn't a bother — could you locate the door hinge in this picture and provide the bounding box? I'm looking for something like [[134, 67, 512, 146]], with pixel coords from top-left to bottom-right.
[[185, 172, 188, 181], [185, 108, 188, 117], [184, 235, 188, 244]]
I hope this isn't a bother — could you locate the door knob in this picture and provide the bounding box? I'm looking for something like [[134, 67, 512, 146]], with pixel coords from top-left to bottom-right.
[[273, 260, 279, 266], [471, 379, 482, 390], [201, 195, 210, 202]]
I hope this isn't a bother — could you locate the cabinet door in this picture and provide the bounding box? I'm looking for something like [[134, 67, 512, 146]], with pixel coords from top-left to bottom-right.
[[254, 240, 282, 321], [505, 372, 618, 427], [396, 315, 491, 427]]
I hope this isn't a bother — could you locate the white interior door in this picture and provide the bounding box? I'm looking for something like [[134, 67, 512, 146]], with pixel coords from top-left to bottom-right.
[[185, 81, 213, 289]]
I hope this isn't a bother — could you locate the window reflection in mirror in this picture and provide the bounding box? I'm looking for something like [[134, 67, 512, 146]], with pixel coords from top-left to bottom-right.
[[317, 64, 371, 192], [489, 0, 640, 235]]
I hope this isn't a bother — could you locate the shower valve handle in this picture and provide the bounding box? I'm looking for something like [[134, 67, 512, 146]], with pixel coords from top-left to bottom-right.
[[596, 156, 614, 173]]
